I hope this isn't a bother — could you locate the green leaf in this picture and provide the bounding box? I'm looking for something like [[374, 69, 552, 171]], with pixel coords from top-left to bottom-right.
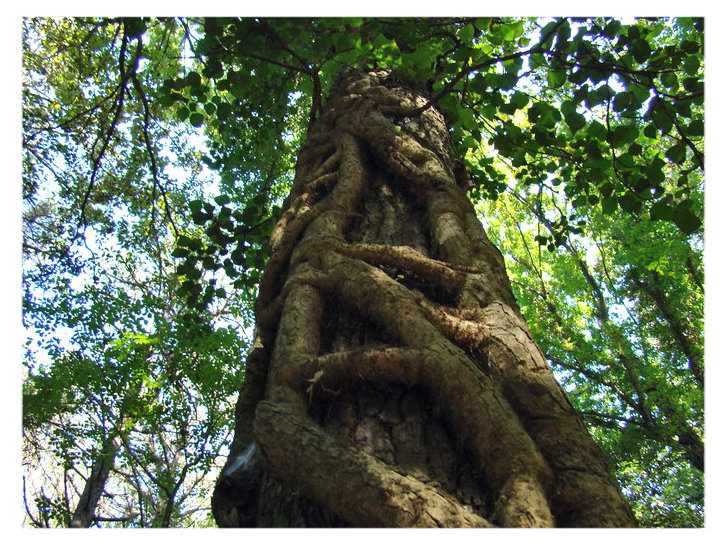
[[660, 71, 679, 89], [687, 119, 704, 136], [458, 23, 475, 44], [474, 17, 492, 31], [598, 181, 614, 197], [372, 33, 391, 50], [176, 106, 190, 122], [158, 93, 175, 108], [649, 199, 675, 221], [601, 196, 618, 214], [498, 73, 519, 90], [191, 208, 213, 225], [612, 91, 633, 112], [611, 125, 631, 146], [587, 120, 607, 139], [681, 39, 700, 54], [674, 208, 701, 234], [216, 102, 232, 120], [547, 69, 567, 88], [202, 59, 223, 79], [627, 143, 642, 156], [568, 68, 589, 85], [186, 71, 202, 87], [684, 55, 701, 76], [618, 194, 641, 213], [653, 109, 673, 133], [189, 112, 205, 127], [510, 90, 529, 110], [177, 234, 197, 249], [564, 111, 586, 134], [500, 102, 517, 115], [529, 52, 547, 69], [560, 100, 577, 115], [631, 38, 651, 63], [171, 247, 189, 258], [666, 143, 687, 164], [645, 159, 665, 185], [603, 20, 622, 39], [123, 18, 147, 39], [230, 245, 246, 266], [684, 77, 702, 92]]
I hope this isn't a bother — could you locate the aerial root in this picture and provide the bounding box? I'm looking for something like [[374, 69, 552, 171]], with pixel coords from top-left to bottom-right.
[[280, 346, 428, 394], [257, 204, 327, 315], [304, 171, 338, 198], [253, 96, 560, 527], [493, 474, 554, 527], [270, 252, 556, 526], [335, 243, 467, 297], [254, 399, 494, 528]]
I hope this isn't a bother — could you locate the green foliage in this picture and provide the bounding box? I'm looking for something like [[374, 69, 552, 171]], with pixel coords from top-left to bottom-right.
[[22, 17, 251, 527], [477, 171, 703, 526], [173, 191, 280, 309], [22, 16, 703, 527]]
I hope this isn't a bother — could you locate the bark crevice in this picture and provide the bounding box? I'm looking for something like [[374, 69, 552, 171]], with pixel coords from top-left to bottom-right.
[[213, 70, 637, 528]]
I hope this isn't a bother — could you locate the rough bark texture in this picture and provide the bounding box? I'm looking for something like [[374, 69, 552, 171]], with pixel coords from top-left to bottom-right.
[[212, 70, 637, 528]]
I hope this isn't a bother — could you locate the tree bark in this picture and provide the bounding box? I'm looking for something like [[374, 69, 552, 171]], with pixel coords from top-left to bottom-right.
[[212, 69, 637, 528], [70, 434, 122, 527]]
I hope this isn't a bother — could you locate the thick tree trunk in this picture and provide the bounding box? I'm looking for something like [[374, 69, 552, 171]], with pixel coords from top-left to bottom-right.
[[212, 70, 637, 527]]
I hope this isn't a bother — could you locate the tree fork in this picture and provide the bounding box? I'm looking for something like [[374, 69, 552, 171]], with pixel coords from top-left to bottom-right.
[[212, 69, 637, 528]]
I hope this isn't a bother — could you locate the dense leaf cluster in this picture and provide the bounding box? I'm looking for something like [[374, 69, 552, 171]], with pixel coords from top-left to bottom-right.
[[22, 17, 251, 527], [21, 16, 703, 527], [165, 17, 701, 312]]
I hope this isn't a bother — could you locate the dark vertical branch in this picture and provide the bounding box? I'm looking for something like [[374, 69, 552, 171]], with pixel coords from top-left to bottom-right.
[[627, 268, 703, 387], [78, 26, 132, 232], [685, 254, 704, 293], [70, 434, 123, 527], [130, 69, 179, 239]]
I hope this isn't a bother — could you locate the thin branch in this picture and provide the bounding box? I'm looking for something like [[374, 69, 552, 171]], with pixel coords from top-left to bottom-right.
[[413, 18, 570, 116], [130, 69, 179, 238], [653, 93, 704, 170], [23, 476, 44, 528], [78, 26, 134, 233], [92, 514, 139, 523]]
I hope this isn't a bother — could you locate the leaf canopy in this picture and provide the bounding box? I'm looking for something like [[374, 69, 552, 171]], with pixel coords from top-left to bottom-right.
[[21, 16, 703, 528]]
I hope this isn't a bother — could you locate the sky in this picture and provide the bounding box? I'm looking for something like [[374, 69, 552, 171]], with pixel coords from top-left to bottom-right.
[[3, 2, 727, 540]]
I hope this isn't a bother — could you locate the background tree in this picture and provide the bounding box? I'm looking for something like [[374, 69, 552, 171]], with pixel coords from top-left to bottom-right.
[[22, 17, 249, 527], [478, 178, 703, 526], [22, 16, 703, 527]]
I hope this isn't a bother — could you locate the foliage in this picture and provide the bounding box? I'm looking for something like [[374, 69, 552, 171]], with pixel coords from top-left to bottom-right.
[[22, 16, 703, 527], [476, 167, 703, 526], [22, 17, 250, 527]]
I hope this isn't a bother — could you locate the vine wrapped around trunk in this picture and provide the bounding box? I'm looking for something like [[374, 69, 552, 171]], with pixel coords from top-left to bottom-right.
[[212, 69, 637, 528]]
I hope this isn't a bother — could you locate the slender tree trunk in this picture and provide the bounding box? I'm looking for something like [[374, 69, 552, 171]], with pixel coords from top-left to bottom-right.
[[629, 268, 704, 388], [212, 70, 637, 528], [70, 434, 122, 527]]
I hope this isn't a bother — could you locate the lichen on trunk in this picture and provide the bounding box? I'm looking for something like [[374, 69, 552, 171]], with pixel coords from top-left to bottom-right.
[[212, 69, 637, 528]]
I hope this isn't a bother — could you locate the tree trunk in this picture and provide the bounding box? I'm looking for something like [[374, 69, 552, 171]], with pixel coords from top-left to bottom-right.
[[70, 434, 122, 527], [212, 69, 637, 528]]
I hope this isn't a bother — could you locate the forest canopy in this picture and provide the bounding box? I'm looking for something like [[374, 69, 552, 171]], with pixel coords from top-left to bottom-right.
[[20, 15, 704, 527]]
